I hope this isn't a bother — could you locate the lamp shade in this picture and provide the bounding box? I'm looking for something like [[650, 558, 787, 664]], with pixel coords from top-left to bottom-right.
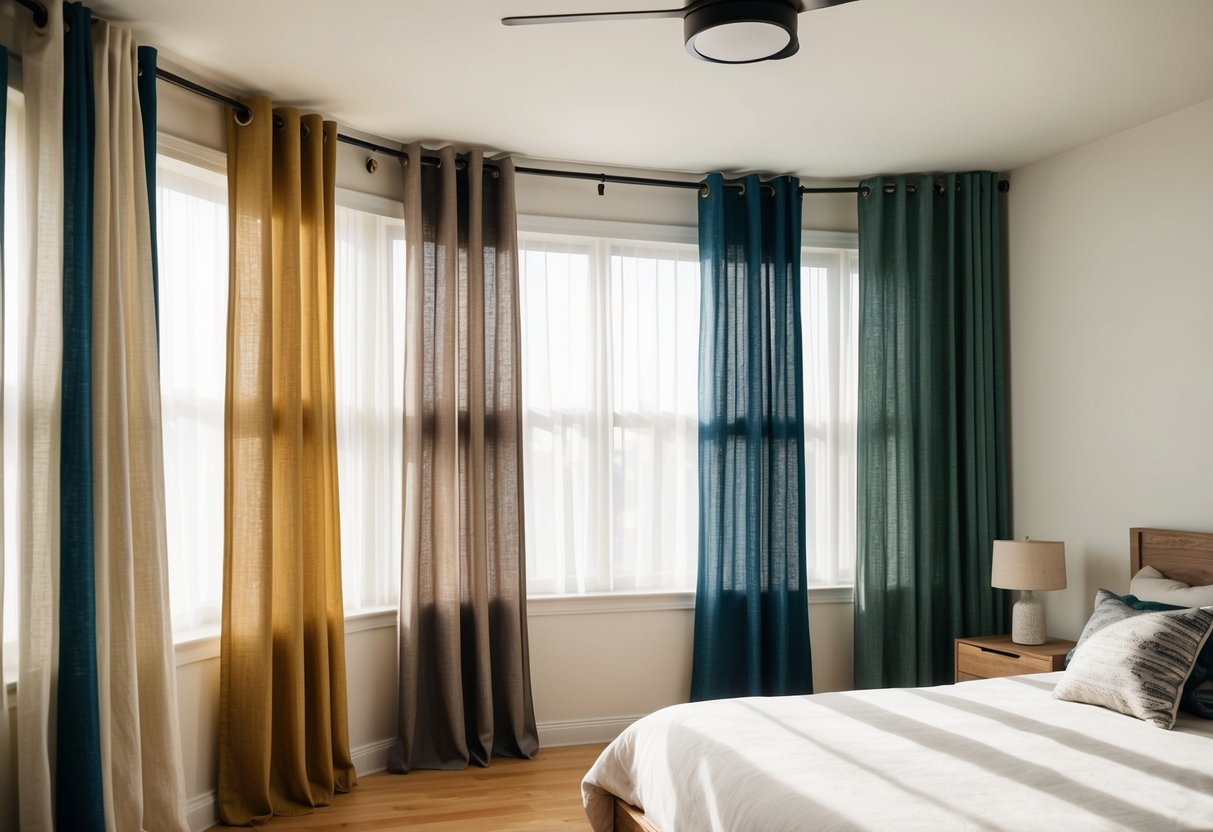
[[991, 540, 1067, 591]]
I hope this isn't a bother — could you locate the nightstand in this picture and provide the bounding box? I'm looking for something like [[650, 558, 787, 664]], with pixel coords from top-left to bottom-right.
[[954, 634, 1077, 683]]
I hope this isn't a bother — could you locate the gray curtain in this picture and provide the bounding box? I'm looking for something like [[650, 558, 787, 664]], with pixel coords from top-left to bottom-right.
[[388, 145, 538, 772]]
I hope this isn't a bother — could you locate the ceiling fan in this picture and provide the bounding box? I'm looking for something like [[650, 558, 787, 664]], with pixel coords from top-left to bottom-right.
[[502, 0, 859, 65]]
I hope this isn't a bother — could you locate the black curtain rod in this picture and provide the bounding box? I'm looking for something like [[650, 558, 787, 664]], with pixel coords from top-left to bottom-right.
[[19, 1, 1008, 197], [155, 70, 1010, 198]]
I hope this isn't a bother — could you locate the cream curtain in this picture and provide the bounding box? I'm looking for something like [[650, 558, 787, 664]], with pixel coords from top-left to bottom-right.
[[16, 5, 64, 829], [219, 98, 355, 825], [389, 145, 538, 773], [89, 20, 188, 831]]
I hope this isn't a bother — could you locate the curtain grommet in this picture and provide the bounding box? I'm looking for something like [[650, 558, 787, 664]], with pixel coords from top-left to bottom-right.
[[234, 106, 253, 127], [859, 185, 871, 198], [301, 123, 310, 139], [699, 184, 710, 198]]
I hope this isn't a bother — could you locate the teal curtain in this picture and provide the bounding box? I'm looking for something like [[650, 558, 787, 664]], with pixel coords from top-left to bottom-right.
[[854, 172, 1009, 689], [691, 173, 813, 701], [58, 2, 106, 827]]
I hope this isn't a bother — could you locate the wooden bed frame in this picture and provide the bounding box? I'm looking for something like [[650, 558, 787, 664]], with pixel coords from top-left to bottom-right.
[[607, 527, 1213, 832], [1131, 527, 1213, 586]]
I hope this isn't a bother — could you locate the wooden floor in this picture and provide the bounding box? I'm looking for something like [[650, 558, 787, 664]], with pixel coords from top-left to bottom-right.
[[261, 744, 607, 831]]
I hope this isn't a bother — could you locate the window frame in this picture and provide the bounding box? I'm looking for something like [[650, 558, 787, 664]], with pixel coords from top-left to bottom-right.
[[517, 218, 858, 611]]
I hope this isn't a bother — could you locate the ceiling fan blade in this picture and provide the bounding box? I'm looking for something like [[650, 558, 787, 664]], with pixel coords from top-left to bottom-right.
[[502, 6, 688, 26], [800, 0, 860, 10]]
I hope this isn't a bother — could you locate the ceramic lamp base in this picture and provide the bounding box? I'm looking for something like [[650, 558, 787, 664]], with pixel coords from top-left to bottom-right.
[[1011, 590, 1045, 645]]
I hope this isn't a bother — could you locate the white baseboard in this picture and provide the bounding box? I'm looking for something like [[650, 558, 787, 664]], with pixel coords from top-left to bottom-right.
[[352, 737, 396, 776], [536, 714, 641, 747], [185, 737, 399, 831], [186, 789, 218, 832]]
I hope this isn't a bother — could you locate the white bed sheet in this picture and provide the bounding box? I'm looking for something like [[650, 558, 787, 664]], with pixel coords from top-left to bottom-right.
[[582, 672, 1213, 831]]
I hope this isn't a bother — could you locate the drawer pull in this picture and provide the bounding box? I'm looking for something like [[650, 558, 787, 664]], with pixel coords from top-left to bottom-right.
[[979, 647, 1020, 659]]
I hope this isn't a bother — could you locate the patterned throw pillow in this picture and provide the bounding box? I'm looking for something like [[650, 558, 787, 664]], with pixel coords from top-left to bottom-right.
[[1065, 589, 1213, 718], [1054, 604, 1213, 728]]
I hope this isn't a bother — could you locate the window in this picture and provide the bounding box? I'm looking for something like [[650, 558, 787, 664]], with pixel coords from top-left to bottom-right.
[[333, 194, 405, 611], [157, 146, 229, 637], [519, 223, 859, 597], [519, 228, 700, 595]]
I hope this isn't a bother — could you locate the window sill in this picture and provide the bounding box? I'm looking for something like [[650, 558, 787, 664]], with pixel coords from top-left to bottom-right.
[[526, 584, 854, 616], [172, 606, 398, 668], [527, 591, 696, 616]]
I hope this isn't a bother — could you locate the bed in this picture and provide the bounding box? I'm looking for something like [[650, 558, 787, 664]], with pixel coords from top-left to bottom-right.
[[582, 527, 1213, 831]]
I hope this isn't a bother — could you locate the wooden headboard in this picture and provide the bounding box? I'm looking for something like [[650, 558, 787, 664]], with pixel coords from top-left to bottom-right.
[[1130, 527, 1213, 586]]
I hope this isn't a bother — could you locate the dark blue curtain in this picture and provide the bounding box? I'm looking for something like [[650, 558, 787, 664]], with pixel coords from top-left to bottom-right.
[[58, 2, 106, 828], [690, 173, 812, 701], [854, 173, 1009, 689], [138, 45, 159, 326]]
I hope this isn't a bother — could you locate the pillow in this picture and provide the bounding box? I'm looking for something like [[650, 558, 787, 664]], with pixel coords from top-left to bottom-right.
[[1193, 679, 1213, 718], [1053, 604, 1213, 728], [1064, 589, 1184, 669], [1064, 589, 1213, 719], [1130, 565, 1213, 607]]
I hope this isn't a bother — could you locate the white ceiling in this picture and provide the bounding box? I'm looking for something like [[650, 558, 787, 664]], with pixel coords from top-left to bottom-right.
[[89, 0, 1213, 180]]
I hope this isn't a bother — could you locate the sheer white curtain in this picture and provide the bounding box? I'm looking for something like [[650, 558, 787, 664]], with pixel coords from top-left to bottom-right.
[[333, 200, 404, 611], [157, 154, 228, 636], [0, 76, 26, 832], [610, 245, 699, 590], [801, 248, 860, 586], [2, 89, 24, 684], [519, 234, 699, 595]]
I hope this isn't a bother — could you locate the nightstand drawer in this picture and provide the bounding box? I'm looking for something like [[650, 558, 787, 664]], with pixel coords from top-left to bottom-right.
[[956, 641, 1053, 679]]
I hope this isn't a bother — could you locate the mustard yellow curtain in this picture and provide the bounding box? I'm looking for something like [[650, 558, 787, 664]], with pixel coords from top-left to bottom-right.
[[218, 97, 355, 826]]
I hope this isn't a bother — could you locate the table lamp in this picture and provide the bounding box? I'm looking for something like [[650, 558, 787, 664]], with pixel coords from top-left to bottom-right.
[[991, 539, 1067, 645]]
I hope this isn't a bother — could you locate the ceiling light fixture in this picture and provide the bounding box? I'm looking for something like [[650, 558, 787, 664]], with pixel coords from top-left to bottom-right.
[[502, 0, 860, 65], [684, 0, 799, 64]]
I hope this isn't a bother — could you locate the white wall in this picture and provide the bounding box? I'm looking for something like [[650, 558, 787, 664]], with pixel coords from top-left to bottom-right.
[[1007, 96, 1213, 640]]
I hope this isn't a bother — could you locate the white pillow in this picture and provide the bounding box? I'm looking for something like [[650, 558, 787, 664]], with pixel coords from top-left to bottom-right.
[[1054, 604, 1213, 729], [1130, 565, 1213, 607]]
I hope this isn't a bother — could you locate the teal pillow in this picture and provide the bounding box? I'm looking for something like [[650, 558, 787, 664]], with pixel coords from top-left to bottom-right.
[[1066, 589, 1213, 718]]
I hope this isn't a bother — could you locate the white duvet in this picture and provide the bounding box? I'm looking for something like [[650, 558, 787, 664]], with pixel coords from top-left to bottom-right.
[[582, 673, 1213, 831]]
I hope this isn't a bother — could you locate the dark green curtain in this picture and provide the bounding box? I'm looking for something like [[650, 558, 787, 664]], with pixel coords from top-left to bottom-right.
[[58, 3, 106, 828], [690, 172, 812, 701], [854, 172, 1009, 690]]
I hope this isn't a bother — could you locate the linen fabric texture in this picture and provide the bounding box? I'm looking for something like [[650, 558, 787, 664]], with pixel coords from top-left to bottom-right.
[[691, 172, 813, 701], [388, 145, 538, 772], [218, 98, 356, 824], [854, 172, 1009, 689], [7, 5, 187, 828]]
